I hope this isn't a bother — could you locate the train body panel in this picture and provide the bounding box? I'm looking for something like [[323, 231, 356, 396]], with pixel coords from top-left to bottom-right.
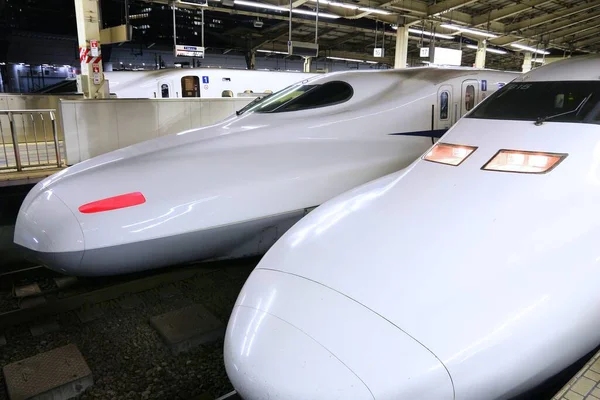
[[224, 55, 600, 399], [105, 68, 318, 98], [14, 67, 518, 275]]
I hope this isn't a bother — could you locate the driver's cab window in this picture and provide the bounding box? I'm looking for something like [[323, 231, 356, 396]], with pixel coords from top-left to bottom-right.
[[279, 81, 353, 112]]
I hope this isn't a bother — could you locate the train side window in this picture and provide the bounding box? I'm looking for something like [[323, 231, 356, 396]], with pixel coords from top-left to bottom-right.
[[181, 76, 200, 97], [440, 91, 449, 120], [161, 84, 170, 98], [277, 81, 353, 112], [465, 85, 475, 111]]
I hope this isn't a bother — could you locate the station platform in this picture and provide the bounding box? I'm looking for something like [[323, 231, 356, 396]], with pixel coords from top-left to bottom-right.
[[553, 351, 600, 400], [0, 141, 65, 186], [0, 167, 64, 187], [0, 141, 63, 167]]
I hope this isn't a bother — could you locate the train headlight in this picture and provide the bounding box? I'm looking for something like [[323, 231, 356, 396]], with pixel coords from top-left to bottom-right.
[[482, 150, 567, 174], [423, 143, 478, 166]]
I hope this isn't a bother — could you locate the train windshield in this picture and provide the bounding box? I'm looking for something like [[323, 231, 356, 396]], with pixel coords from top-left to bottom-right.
[[236, 80, 353, 115], [236, 83, 316, 115], [467, 81, 600, 124]]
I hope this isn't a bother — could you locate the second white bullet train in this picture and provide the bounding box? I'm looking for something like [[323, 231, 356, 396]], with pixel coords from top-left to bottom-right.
[[105, 67, 318, 99], [224, 55, 600, 399], [14, 66, 516, 276]]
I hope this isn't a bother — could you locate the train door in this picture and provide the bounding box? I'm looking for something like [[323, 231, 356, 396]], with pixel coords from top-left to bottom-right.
[[156, 80, 173, 98], [181, 75, 201, 97], [461, 79, 479, 117]]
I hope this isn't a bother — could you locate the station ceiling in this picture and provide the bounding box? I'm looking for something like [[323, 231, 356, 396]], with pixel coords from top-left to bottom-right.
[[143, 0, 600, 70]]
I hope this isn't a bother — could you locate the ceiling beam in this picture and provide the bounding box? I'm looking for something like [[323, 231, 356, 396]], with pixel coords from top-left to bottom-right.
[[471, 0, 554, 26], [504, 0, 600, 32], [427, 0, 478, 16], [493, 8, 600, 46], [251, 27, 291, 50], [381, 0, 427, 15], [544, 19, 600, 44], [203, 4, 399, 36], [323, 31, 359, 47], [291, 0, 309, 7], [571, 35, 600, 49]]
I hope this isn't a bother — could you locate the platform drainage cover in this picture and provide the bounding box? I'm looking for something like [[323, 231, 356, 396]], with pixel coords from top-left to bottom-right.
[[3, 343, 93, 400], [149, 303, 224, 355]]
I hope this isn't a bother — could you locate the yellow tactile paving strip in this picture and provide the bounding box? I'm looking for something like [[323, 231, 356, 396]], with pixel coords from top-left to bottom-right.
[[553, 351, 600, 400]]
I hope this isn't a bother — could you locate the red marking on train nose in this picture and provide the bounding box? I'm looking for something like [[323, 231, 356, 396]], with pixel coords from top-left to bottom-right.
[[79, 192, 146, 214]]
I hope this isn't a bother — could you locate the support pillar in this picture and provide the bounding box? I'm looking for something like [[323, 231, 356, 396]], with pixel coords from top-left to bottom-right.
[[394, 17, 409, 69], [245, 51, 256, 70], [74, 0, 109, 99], [303, 57, 312, 73], [522, 52, 532, 73], [475, 40, 486, 68]]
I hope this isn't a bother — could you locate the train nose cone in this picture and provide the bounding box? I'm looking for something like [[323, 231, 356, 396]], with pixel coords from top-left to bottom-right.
[[224, 306, 373, 400], [14, 190, 84, 272], [224, 269, 453, 399]]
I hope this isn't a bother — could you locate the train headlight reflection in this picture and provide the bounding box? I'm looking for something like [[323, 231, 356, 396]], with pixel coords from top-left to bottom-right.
[[423, 143, 478, 166], [482, 150, 567, 174]]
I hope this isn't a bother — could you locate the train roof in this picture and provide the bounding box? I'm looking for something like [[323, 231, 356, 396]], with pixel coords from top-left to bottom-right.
[[319, 65, 519, 85], [105, 67, 314, 77], [516, 54, 600, 82]]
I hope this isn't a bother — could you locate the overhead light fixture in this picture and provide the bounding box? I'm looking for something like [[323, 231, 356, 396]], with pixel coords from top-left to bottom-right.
[[510, 43, 550, 55], [327, 56, 377, 63], [406, 27, 454, 40], [357, 6, 390, 15], [465, 44, 507, 55], [235, 0, 340, 18], [440, 23, 498, 38], [310, 0, 357, 9], [309, 0, 389, 14], [256, 49, 289, 54]]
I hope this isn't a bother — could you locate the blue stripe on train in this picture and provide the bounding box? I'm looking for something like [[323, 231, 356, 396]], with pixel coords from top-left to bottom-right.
[[389, 129, 448, 138]]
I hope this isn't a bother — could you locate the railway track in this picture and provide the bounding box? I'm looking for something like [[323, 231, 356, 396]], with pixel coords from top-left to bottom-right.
[[0, 258, 257, 330], [0, 258, 258, 400]]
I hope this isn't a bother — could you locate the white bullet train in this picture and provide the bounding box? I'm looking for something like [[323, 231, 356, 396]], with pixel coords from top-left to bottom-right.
[[223, 54, 600, 399], [105, 68, 318, 99], [14, 66, 517, 276]]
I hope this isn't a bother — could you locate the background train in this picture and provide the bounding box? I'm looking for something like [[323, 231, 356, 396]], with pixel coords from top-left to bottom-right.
[[224, 55, 600, 399], [14, 66, 518, 276], [104, 68, 318, 99]]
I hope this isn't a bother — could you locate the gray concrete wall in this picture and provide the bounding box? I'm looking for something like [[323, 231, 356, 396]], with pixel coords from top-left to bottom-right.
[[0, 94, 83, 144], [60, 97, 253, 164]]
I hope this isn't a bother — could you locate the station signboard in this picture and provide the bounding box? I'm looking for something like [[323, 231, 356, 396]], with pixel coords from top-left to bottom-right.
[[373, 48, 384, 57], [175, 45, 205, 58]]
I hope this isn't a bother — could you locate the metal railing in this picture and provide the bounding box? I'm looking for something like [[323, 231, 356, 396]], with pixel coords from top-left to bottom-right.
[[0, 109, 63, 172]]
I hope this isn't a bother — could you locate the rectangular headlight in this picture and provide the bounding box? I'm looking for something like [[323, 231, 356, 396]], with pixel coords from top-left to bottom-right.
[[482, 150, 567, 174], [423, 143, 478, 166]]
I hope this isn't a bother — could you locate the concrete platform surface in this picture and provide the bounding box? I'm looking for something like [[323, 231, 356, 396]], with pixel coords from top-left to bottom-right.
[[0, 167, 64, 187], [554, 350, 600, 400], [3, 343, 93, 400], [149, 303, 224, 355]]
